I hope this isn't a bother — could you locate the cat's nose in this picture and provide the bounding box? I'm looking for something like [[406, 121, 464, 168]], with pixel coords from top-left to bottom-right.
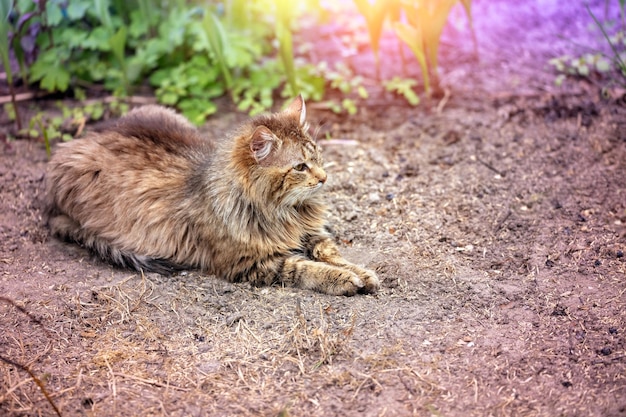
[[318, 172, 327, 184]]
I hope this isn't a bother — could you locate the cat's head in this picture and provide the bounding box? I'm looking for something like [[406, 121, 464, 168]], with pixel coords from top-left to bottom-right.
[[235, 95, 327, 206]]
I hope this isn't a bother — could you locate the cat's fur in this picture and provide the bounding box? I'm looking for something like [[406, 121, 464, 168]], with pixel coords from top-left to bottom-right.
[[45, 96, 379, 296]]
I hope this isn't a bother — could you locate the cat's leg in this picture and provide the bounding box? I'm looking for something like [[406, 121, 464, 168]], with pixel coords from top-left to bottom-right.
[[247, 255, 365, 296], [308, 236, 380, 294], [48, 213, 82, 242]]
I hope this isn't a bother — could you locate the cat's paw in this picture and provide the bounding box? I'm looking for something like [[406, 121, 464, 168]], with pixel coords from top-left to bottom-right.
[[325, 269, 364, 296], [353, 267, 380, 294]]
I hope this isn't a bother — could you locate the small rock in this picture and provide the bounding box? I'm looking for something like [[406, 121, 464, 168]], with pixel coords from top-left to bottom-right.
[[343, 212, 358, 221], [225, 312, 244, 326], [368, 192, 381, 203]]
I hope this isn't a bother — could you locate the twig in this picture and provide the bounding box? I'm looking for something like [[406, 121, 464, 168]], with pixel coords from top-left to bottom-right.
[[476, 156, 505, 177], [111, 373, 190, 392], [0, 355, 62, 417], [0, 92, 39, 105], [104, 357, 117, 398], [436, 89, 451, 114]]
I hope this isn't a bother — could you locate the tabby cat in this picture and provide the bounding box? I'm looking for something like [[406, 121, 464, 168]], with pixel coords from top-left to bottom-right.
[[45, 96, 379, 296]]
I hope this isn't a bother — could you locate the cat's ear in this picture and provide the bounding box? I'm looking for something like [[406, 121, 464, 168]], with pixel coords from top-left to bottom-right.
[[250, 126, 277, 162], [285, 94, 307, 128]]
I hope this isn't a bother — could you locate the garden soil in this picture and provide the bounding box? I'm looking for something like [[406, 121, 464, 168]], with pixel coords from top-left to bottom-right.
[[1, 1, 625, 416]]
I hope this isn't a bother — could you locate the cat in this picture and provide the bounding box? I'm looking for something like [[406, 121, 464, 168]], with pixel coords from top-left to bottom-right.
[[45, 96, 380, 296]]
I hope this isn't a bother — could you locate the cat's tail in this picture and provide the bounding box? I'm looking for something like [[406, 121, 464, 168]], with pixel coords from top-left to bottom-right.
[[49, 213, 185, 276]]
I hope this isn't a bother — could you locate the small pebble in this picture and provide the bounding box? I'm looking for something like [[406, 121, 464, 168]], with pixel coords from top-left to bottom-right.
[[594, 260, 602, 267], [599, 347, 612, 356], [385, 193, 395, 201], [344, 212, 358, 221], [368, 192, 380, 203], [617, 250, 624, 258]]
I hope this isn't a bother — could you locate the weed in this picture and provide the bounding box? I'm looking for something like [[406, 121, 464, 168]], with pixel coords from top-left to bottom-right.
[[384, 76, 420, 106], [0, 0, 22, 129], [550, 3, 626, 88], [22, 99, 123, 158]]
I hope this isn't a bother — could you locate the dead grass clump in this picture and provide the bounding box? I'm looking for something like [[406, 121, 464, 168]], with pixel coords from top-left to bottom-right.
[[281, 299, 356, 373]]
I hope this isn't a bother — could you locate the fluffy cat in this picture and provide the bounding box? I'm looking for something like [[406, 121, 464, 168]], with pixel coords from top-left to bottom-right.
[[45, 96, 379, 296]]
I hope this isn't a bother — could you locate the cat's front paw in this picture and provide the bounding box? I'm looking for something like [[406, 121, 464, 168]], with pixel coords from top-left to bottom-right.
[[351, 266, 380, 294], [320, 269, 364, 296]]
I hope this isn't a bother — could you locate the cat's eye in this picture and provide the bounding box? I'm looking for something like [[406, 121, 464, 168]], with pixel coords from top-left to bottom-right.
[[293, 163, 309, 172]]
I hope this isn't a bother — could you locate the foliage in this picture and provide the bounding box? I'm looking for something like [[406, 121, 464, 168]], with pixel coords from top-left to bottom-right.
[[393, 0, 472, 96], [587, 4, 626, 83], [383, 77, 420, 106], [352, 0, 475, 95], [0, 0, 22, 128], [549, 3, 626, 87], [352, 0, 401, 75], [549, 53, 613, 85], [2, 0, 480, 136]]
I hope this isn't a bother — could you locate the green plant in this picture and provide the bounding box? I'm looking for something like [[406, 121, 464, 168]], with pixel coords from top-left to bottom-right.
[[21, 99, 122, 157], [352, 0, 401, 77], [587, 3, 626, 82], [550, 3, 626, 87], [274, 0, 298, 96], [201, 9, 233, 92], [393, 0, 464, 96], [549, 53, 613, 85], [150, 55, 224, 125], [383, 76, 420, 106], [0, 0, 22, 129]]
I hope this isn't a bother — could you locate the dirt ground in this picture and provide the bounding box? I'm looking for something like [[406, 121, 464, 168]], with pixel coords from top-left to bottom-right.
[[1, 1, 625, 416]]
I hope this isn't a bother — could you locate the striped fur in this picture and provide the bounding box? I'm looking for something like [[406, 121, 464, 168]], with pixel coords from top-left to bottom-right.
[[45, 96, 379, 295]]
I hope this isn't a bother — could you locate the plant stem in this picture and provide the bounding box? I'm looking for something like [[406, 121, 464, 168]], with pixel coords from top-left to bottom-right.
[[586, 4, 626, 80]]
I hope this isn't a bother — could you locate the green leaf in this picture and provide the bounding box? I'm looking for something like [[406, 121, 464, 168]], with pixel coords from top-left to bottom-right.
[[179, 98, 217, 126], [595, 57, 611, 72], [357, 85, 369, 99], [384, 77, 420, 106], [555, 74, 566, 87], [129, 10, 150, 38], [342, 98, 357, 115], [201, 10, 232, 89], [83, 27, 112, 51], [67, 2, 89, 20], [41, 67, 70, 92], [160, 91, 179, 105], [94, 0, 113, 30], [109, 26, 128, 67], [393, 22, 429, 94], [0, 0, 13, 86], [46, 3, 64, 26], [30, 51, 71, 92]]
